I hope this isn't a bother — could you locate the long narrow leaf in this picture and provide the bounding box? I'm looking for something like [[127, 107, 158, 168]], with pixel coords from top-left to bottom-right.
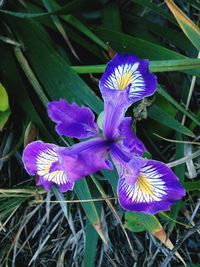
[[71, 58, 200, 75], [75, 179, 107, 244], [0, 0, 92, 18], [83, 218, 99, 267], [165, 0, 200, 51], [148, 104, 195, 137]]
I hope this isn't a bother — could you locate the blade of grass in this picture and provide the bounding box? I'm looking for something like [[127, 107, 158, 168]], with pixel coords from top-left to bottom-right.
[[134, 0, 176, 25], [157, 85, 200, 127], [42, 0, 79, 60], [93, 27, 200, 76], [147, 104, 195, 138], [83, 218, 99, 267], [102, 2, 122, 31], [167, 133, 185, 236], [0, 43, 53, 141], [61, 15, 108, 51], [47, 1, 108, 51], [125, 212, 185, 264], [14, 47, 49, 106], [124, 14, 195, 55], [9, 18, 103, 113], [91, 175, 136, 259], [167, 149, 200, 168], [0, 0, 92, 18], [75, 179, 107, 244], [71, 58, 200, 75], [165, 0, 200, 51]]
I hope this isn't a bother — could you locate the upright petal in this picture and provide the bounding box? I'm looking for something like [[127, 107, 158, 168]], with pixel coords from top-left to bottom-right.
[[100, 53, 157, 103], [48, 99, 99, 139], [22, 141, 74, 192], [99, 54, 157, 140], [117, 158, 186, 214], [118, 117, 146, 156], [102, 88, 131, 139]]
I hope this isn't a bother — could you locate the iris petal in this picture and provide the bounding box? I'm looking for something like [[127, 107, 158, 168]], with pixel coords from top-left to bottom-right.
[[100, 53, 157, 103], [48, 99, 98, 139], [118, 117, 146, 155], [100, 54, 157, 140], [58, 138, 113, 181], [23, 139, 112, 192], [102, 89, 130, 139], [117, 159, 186, 214], [22, 141, 73, 192]]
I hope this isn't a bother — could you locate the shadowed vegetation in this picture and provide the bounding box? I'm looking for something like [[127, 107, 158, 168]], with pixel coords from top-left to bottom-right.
[[0, 0, 200, 266]]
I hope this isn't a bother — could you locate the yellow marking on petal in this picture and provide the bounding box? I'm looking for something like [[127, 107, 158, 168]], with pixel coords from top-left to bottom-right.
[[44, 165, 50, 174], [118, 72, 133, 90], [136, 175, 154, 198]]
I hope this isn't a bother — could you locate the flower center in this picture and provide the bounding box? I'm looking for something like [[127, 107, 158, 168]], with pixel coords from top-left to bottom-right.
[[118, 72, 133, 90], [136, 175, 154, 197]]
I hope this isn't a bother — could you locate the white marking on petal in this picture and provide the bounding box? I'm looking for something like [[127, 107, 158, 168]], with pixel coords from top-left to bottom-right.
[[36, 147, 68, 185], [104, 63, 146, 95], [120, 165, 167, 203]]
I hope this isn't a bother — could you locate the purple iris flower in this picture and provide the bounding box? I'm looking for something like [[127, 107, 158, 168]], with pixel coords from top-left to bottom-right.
[[23, 54, 185, 214]]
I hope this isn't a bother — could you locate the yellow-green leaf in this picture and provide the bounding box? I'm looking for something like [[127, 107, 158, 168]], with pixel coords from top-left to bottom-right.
[[0, 83, 9, 112], [165, 0, 200, 51], [124, 212, 185, 264], [0, 109, 11, 130]]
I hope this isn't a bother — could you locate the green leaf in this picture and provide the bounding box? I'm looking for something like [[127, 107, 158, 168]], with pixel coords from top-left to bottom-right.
[[0, 109, 11, 130], [125, 212, 162, 234], [42, 0, 79, 60], [0, 43, 53, 141], [9, 18, 103, 113], [124, 211, 185, 263], [61, 15, 108, 51], [97, 111, 104, 131], [134, 0, 176, 25], [124, 15, 195, 55], [157, 86, 200, 127], [83, 218, 99, 267], [150, 59, 200, 73], [102, 3, 122, 32], [0, 83, 9, 112], [148, 104, 195, 137], [182, 181, 200, 191], [0, 0, 92, 18], [124, 212, 146, 232], [71, 58, 200, 75], [75, 179, 106, 243], [165, 0, 200, 51], [136, 213, 163, 234], [41, 1, 108, 51], [167, 133, 185, 235], [189, 104, 200, 130], [93, 27, 200, 76]]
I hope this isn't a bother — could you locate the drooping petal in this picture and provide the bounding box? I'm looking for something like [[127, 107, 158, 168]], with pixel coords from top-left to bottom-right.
[[58, 138, 113, 181], [118, 117, 146, 155], [117, 158, 186, 214], [22, 141, 74, 192], [23, 139, 112, 191], [48, 99, 99, 139], [100, 53, 157, 103]]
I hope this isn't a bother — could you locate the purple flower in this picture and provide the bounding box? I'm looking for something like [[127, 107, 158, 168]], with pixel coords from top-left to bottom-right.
[[23, 54, 185, 214]]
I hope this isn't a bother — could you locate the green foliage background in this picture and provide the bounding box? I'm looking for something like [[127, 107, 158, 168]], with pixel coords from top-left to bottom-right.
[[0, 0, 199, 266]]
